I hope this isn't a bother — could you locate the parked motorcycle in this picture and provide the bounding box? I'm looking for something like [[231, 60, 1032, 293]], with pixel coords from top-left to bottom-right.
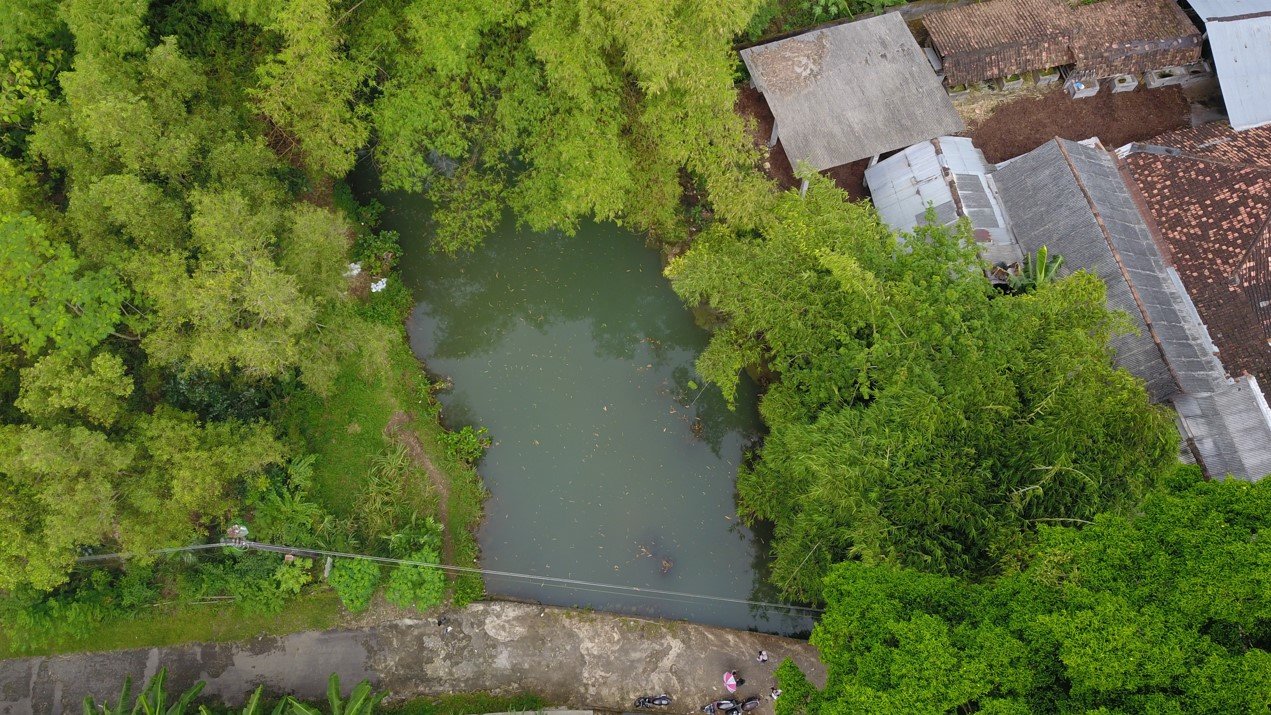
[[635, 695, 673, 709], [701, 699, 740, 714], [739, 696, 761, 712]]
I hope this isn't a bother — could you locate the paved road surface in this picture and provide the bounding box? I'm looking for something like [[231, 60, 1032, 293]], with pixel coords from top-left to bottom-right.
[[0, 602, 825, 714]]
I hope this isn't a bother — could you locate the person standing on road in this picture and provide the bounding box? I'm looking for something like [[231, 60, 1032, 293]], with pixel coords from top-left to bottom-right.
[[769, 688, 781, 701]]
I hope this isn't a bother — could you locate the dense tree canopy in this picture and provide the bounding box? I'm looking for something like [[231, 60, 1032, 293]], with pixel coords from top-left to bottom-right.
[[669, 178, 1178, 599], [0, 2, 1249, 694], [0, 0, 359, 592], [339, 0, 773, 251], [782, 471, 1271, 714]]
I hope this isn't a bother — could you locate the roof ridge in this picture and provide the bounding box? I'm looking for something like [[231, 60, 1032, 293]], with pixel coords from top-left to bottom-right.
[[1053, 138, 1186, 396], [1126, 142, 1271, 174]]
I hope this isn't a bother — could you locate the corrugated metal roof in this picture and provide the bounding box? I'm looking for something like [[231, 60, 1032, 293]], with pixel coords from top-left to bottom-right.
[[1187, 0, 1271, 131], [864, 136, 1012, 247], [740, 14, 964, 171]]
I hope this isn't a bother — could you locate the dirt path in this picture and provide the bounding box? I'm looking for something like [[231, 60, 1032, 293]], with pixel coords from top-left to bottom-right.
[[0, 602, 826, 714], [384, 411, 455, 563]]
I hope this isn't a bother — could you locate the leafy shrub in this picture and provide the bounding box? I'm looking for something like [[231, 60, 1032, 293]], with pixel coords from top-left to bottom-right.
[[162, 366, 282, 422], [0, 582, 112, 653], [383, 518, 446, 611], [439, 425, 491, 465], [329, 558, 381, 612], [451, 574, 485, 607], [273, 557, 313, 595], [115, 565, 160, 610], [384, 547, 446, 612], [356, 276, 413, 327], [191, 552, 292, 615], [0, 566, 159, 653], [354, 229, 402, 274], [248, 455, 331, 547]]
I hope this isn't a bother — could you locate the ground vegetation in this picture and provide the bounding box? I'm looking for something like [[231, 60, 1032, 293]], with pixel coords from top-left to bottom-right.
[[0, 4, 1256, 712]]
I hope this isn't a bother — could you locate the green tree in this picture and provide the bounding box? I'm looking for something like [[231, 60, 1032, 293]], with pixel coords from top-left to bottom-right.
[[252, 0, 369, 176], [0, 213, 124, 357], [136, 189, 316, 376], [16, 350, 133, 427], [119, 407, 283, 555], [796, 470, 1271, 714], [283, 204, 352, 303], [347, 0, 771, 251], [0, 424, 132, 591], [668, 178, 1176, 598]]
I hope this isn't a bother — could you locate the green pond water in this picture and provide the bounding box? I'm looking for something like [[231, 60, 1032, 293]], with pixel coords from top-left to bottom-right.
[[364, 177, 810, 634]]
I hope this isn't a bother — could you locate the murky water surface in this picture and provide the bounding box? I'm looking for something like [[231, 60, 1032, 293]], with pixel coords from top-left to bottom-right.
[[364, 176, 810, 633]]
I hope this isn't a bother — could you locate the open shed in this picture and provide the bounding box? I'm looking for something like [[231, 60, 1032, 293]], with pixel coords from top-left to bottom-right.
[[739, 13, 964, 172], [1187, 0, 1271, 131]]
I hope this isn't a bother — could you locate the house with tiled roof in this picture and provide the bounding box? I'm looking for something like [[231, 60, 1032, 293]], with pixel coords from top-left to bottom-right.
[[986, 134, 1271, 481], [924, 0, 1202, 87], [1186, 0, 1271, 131], [1118, 123, 1271, 404], [923, 0, 1073, 87], [739, 13, 964, 174]]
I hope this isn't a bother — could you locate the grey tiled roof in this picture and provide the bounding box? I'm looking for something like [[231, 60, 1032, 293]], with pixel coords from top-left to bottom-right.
[[996, 137, 1271, 481], [740, 14, 964, 171], [995, 139, 1189, 400], [1175, 376, 1271, 480]]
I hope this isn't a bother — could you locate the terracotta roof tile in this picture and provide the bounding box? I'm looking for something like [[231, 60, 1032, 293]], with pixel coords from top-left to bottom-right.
[[1123, 123, 1271, 395], [1070, 0, 1201, 76], [925, 0, 1074, 85], [925, 0, 1201, 84]]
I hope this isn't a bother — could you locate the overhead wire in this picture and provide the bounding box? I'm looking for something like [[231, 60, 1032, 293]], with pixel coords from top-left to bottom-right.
[[76, 539, 824, 616]]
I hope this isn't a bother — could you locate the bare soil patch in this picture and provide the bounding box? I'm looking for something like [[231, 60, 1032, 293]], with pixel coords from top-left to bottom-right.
[[735, 85, 870, 200], [969, 86, 1190, 164]]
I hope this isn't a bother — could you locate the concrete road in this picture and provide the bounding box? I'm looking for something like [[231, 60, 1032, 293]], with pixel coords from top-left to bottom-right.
[[0, 602, 825, 714]]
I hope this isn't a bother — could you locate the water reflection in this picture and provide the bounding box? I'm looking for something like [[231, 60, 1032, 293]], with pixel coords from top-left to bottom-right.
[[362, 177, 812, 635]]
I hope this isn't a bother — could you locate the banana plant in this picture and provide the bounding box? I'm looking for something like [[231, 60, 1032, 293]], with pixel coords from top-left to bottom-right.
[[287, 675, 385, 715], [83, 668, 204, 715], [200, 686, 288, 715], [1009, 245, 1065, 293]]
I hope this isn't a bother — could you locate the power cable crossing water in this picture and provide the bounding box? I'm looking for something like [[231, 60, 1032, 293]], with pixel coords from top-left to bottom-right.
[[77, 540, 824, 616]]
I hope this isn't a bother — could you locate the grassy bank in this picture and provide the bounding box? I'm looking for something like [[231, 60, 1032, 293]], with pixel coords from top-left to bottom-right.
[[0, 591, 343, 659], [277, 304, 487, 596], [383, 692, 547, 715]]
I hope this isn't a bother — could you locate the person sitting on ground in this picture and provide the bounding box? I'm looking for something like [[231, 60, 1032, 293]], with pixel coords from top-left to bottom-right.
[[756, 650, 768, 663], [769, 688, 781, 701]]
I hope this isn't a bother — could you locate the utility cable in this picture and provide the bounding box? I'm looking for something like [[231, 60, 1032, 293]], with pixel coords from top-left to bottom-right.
[[77, 539, 824, 616], [75, 543, 227, 563]]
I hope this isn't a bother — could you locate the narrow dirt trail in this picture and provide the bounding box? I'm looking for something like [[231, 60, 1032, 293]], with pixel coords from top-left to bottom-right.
[[0, 602, 826, 713], [384, 410, 455, 563]]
